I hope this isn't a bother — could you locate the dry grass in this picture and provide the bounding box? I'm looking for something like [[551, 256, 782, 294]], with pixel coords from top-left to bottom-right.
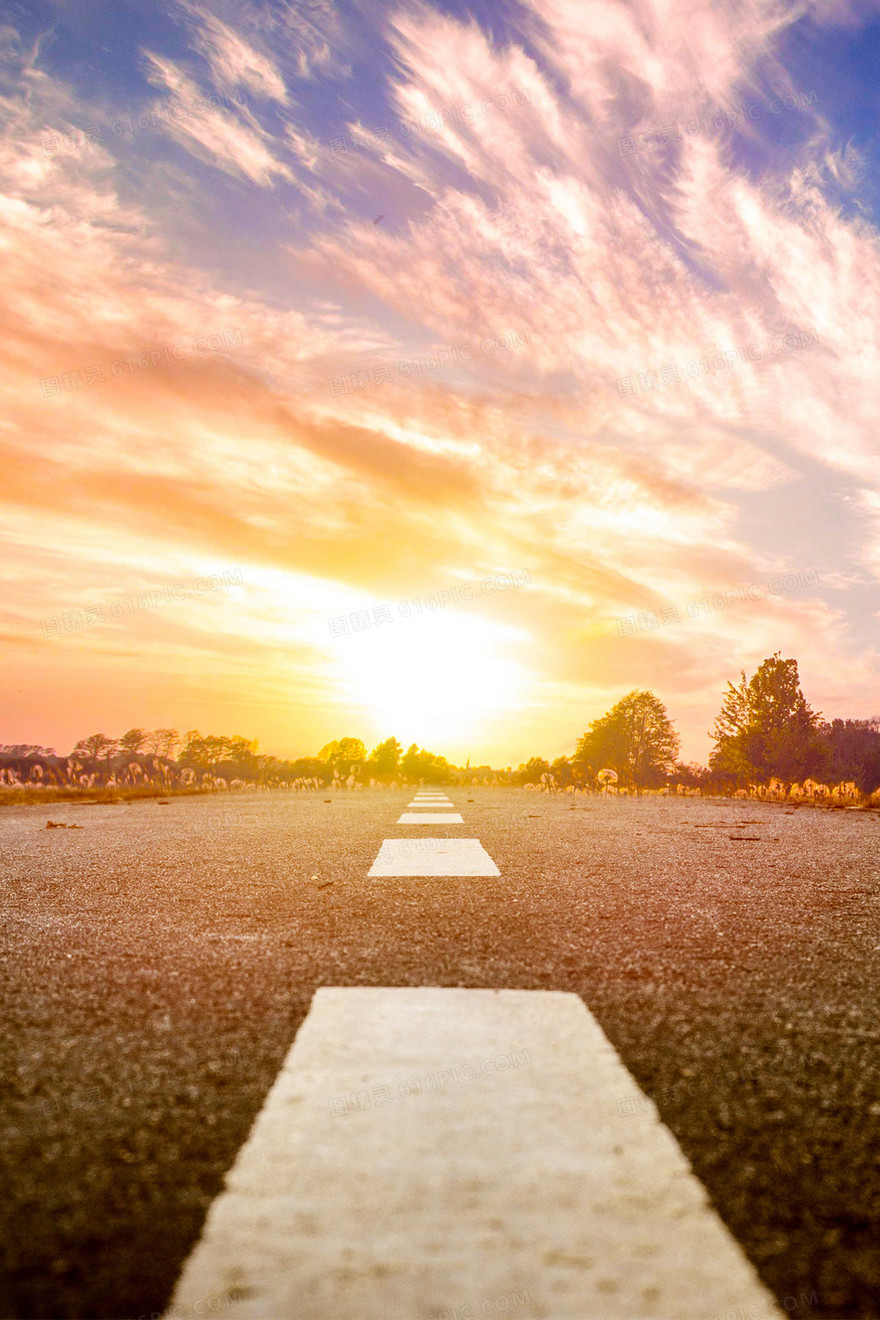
[[0, 785, 215, 807]]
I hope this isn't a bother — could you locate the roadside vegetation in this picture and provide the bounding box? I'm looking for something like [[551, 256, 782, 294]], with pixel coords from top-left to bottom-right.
[[3, 656, 879, 806]]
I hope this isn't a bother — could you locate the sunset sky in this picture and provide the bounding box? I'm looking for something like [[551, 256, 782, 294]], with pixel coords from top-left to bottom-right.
[[2, 0, 880, 766]]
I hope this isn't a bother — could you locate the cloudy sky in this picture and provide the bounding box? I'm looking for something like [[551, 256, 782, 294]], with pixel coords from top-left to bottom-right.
[[2, 0, 880, 766]]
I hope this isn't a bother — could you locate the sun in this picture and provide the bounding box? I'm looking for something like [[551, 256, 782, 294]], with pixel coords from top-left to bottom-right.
[[336, 608, 528, 751]]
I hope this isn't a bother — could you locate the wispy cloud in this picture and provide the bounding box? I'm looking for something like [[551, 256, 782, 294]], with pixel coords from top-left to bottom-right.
[[179, 3, 288, 102], [142, 51, 292, 184]]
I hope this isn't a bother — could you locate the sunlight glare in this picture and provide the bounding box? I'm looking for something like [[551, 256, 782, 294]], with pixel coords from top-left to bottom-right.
[[337, 609, 528, 748]]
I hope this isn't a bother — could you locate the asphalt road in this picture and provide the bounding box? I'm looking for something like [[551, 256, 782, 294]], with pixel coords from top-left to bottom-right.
[[1, 790, 879, 1319]]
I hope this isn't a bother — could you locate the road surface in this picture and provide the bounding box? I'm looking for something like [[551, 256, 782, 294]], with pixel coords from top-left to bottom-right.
[[1, 789, 878, 1318]]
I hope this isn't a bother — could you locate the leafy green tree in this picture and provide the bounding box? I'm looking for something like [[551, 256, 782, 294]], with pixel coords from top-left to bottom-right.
[[710, 654, 828, 783], [575, 690, 679, 788]]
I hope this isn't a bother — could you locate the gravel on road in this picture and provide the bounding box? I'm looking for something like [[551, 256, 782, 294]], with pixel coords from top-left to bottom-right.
[[1, 790, 879, 1319]]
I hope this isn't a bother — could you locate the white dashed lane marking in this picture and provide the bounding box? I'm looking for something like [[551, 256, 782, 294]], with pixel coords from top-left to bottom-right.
[[368, 838, 500, 876], [396, 812, 465, 824], [164, 988, 784, 1320]]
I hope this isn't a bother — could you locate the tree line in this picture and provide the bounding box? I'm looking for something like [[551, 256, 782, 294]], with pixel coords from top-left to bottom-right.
[[516, 655, 879, 793], [0, 730, 454, 788], [2, 654, 878, 793]]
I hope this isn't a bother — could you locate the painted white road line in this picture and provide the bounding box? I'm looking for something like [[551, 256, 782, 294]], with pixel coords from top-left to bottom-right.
[[396, 813, 465, 824], [164, 988, 784, 1320], [368, 838, 500, 876], [406, 801, 454, 809]]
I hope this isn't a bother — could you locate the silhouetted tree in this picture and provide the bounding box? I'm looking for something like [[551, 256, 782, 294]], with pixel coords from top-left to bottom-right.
[[318, 738, 367, 774], [367, 737, 402, 776], [669, 761, 709, 788], [71, 733, 117, 765], [0, 744, 56, 758], [818, 718, 880, 792], [517, 756, 550, 785], [401, 744, 450, 782], [119, 728, 148, 756], [146, 728, 179, 759]]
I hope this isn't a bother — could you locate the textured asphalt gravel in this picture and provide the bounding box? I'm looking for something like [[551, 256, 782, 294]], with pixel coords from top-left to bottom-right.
[[1, 789, 879, 1319]]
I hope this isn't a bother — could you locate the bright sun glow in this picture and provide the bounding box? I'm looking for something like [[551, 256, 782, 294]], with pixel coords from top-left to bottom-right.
[[336, 609, 529, 750]]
